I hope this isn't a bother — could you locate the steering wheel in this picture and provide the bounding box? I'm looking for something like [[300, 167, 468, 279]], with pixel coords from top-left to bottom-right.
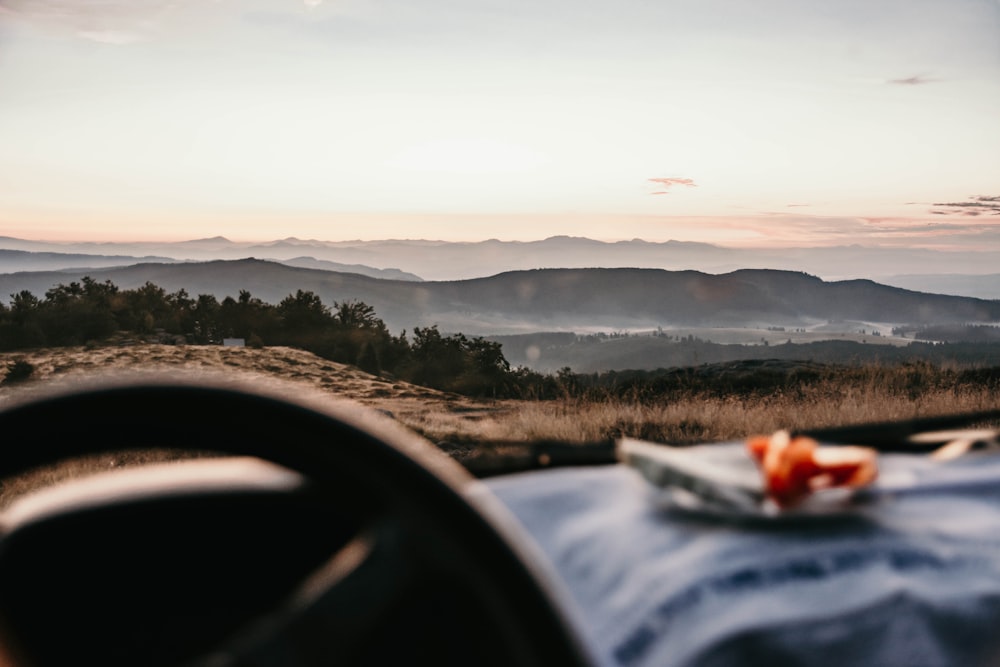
[[0, 376, 594, 667]]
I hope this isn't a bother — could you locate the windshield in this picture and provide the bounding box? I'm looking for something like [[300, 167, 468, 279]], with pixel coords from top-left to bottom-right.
[[0, 1, 999, 467]]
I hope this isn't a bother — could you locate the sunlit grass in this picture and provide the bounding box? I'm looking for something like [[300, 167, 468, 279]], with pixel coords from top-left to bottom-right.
[[402, 389, 997, 448], [459, 386, 997, 446], [1, 346, 997, 506], [403, 364, 1000, 446]]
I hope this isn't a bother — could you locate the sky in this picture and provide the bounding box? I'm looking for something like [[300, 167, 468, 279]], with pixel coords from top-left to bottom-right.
[[0, 0, 998, 247]]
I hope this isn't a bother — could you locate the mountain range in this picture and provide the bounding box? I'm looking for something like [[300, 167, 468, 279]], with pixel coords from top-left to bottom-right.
[[0, 248, 420, 282], [2, 235, 999, 297], [1, 259, 996, 336]]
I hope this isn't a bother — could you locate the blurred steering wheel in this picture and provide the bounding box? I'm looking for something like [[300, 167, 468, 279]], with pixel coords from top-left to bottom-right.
[[0, 377, 594, 667]]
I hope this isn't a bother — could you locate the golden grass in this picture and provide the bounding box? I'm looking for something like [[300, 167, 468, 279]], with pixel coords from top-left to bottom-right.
[[474, 386, 998, 446], [400, 390, 994, 448]]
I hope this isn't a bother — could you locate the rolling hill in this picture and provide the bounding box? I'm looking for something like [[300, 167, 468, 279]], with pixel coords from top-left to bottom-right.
[[4, 235, 1000, 290], [1, 260, 997, 337]]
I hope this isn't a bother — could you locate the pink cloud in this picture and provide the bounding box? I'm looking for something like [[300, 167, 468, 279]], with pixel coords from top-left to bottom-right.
[[648, 177, 697, 195]]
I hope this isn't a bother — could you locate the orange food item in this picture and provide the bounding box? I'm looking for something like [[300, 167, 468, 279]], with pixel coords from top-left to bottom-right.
[[747, 430, 878, 508]]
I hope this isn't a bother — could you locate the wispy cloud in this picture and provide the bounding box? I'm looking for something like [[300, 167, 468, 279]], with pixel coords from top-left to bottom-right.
[[888, 74, 941, 86], [861, 219, 1000, 234], [649, 177, 697, 195], [742, 213, 1000, 250], [0, 0, 325, 43], [931, 195, 1000, 216], [0, 0, 181, 43]]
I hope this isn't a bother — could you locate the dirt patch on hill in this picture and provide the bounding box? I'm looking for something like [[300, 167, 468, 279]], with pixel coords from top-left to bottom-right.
[[0, 344, 519, 444]]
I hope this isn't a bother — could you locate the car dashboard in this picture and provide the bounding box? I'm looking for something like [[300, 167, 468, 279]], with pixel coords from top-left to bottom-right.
[[1, 379, 1000, 667]]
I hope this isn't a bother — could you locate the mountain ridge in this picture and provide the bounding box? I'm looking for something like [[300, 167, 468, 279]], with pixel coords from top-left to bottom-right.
[[1, 260, 995, 337], [4, 235, 1000, 289]]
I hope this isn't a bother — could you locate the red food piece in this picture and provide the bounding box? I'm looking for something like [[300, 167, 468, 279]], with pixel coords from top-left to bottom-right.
[[747, 431, 877, 508]]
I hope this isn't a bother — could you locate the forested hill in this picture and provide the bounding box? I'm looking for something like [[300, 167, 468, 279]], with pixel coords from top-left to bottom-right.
[[1, 261, 998, 335], [429, 268, 1000, 325]]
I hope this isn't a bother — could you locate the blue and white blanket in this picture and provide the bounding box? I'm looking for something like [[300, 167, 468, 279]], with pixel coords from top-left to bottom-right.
[[486, 442, 1000, 667]]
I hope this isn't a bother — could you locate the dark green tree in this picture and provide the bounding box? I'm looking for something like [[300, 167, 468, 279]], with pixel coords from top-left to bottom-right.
[[191, 294, 222, 344], [36, 278, 118, 344], [218, 290, 280, 343], [333, 300, 385, 332], [356, 340, 381, 374]]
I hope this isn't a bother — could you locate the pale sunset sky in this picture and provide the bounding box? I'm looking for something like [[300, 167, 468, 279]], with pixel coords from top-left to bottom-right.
[[0, 0, 998, 248]]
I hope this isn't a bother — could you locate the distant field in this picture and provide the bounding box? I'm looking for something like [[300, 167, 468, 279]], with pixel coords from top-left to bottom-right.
[[616, 324, 907, 346], [493, 324, 964, 373]]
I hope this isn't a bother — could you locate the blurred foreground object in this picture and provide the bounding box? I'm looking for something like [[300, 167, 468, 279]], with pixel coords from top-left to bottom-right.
[[747, 431, 878, 508]]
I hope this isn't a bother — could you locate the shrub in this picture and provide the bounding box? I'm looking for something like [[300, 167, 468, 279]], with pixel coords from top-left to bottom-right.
[[2, 359, 35, 385]]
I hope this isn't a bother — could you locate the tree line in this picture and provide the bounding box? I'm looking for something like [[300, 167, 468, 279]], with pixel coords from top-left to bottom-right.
[[0, 278, 533, 397], [8, 278, 997, 402]]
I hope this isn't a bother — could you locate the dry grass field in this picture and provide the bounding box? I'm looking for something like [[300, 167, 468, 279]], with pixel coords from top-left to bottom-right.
[[1, 343, 998, 505], [3, 343, 998, 445]]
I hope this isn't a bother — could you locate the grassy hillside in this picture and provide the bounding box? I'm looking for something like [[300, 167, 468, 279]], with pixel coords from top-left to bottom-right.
[[0, 344, 482, 432]]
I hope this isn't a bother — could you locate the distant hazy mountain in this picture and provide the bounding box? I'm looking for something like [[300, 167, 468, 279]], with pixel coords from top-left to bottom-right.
[[1, 260, 995, 336], [277, 257, 422, 281], [3, 235, 999, 291], [880, 274, 1000, 300], [0, 246, 421, 282], [0, 249, 176, 272]]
